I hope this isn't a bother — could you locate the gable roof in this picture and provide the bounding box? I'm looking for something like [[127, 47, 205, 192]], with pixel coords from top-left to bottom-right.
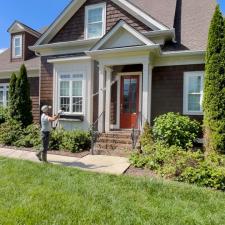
[[8, 20, 41, 38], [35, 0, 169, 46], [91, 20, 155, 51]]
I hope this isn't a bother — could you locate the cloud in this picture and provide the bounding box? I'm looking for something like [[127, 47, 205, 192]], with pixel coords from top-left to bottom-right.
[[0, 49, 6, 54]]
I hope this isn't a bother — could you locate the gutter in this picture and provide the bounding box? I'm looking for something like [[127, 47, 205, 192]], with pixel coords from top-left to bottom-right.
[[160, 50, 205, 57]]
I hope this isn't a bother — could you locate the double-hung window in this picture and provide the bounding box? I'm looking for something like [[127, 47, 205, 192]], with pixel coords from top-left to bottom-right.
[[85, 3, 106, 39], [12, 35, 22, 58], [183, 72, 204, 115], [59, 74, 84, 115], [0, 84, 9, 107]]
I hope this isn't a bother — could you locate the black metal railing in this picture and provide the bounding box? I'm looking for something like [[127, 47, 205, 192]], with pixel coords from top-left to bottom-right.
[[90, 111, 105, 155]]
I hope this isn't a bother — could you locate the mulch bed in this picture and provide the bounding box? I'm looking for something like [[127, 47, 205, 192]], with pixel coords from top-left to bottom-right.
[[124, 165, 158, 178]]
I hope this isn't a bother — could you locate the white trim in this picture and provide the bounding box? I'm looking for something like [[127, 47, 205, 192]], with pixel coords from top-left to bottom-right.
[[183, 71, 204, 115], [111, 0, 168, 30], [12, 35, 22, 58], [0, 83, 9, 107], [47, 56, 91, 64], [85, 3, 106, 40], [91, 20, 154, 51]]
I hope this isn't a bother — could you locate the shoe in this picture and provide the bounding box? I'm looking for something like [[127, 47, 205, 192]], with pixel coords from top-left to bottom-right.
[[36, 152, 42, 161], [42, 153, 48, 163]]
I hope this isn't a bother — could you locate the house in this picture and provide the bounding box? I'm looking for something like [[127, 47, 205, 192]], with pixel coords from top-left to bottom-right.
[[0, 0, 216, 133]]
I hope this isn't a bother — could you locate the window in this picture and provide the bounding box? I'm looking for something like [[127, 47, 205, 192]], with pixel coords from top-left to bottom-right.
[[183, 72, 204, 115], [85, 3, 106, 39], [59, 74, 84, 114], [12, 35, 22, 58], [0, 84, 9, 107]]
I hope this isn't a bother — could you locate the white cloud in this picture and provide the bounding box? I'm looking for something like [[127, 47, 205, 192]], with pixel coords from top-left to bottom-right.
[[0, 48, 6, 54]]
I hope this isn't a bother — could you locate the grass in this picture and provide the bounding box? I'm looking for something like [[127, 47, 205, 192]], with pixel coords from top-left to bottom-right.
[[0, 158, 225, 225]]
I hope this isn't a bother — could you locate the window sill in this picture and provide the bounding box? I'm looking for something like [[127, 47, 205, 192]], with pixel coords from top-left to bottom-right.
[[59, 114, 84, 121], [183, 112, 203, 116]]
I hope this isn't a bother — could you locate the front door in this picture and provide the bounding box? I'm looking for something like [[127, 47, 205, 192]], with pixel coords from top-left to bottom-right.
[[120, 75, 139, 129]]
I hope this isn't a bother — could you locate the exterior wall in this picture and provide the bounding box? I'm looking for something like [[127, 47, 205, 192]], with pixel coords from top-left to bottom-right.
[[0, 77, 40, 122], [151, 64, 205, 123], [50, 0, 151, 43]]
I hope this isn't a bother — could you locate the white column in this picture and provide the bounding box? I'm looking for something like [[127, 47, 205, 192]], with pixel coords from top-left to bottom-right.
[[98, 63, 105, 132], [105, 67, 112, 132], [148, 64, 153, 123], [142, 61, 150, 125], [87, 59, 94, 125]]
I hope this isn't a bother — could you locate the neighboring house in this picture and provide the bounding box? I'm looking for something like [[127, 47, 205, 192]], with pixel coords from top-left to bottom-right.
[[1, 0, 216, 132]]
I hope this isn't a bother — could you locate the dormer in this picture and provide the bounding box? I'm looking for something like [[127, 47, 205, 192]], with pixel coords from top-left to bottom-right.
[[7, 21, 41, 62]]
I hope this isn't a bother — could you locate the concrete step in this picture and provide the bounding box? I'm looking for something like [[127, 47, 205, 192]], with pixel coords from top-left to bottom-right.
[[98, 137, 132, 145], [95, 143, 132, 150], [101, 133, 131, 139]]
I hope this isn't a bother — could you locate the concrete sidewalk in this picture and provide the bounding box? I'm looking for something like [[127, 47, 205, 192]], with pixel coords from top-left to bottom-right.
[[0, 148, 130, 175]]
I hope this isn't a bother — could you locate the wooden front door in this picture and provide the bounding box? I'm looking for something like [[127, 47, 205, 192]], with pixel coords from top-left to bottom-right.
[[120, 75, 139, 129]]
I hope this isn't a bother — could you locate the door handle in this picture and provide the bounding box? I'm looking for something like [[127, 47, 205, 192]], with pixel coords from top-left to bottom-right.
[[120, 104, 123, 111]]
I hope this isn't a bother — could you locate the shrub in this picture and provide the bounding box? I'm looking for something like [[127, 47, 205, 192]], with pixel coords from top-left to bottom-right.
[[0, 107, 9, 124], [60, 130, 91, 153], [49, 129, 64, 150], [15, 124, 41, 149], [0, 120, 23, 145], [153, 113, 201, 149], [140, 121, 154, 147], [203, 6, 225, 153], [8, 73, 17, 119]]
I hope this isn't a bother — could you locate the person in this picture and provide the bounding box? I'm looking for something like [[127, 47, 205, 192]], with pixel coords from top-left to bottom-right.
[[36, 105, 60, 162]]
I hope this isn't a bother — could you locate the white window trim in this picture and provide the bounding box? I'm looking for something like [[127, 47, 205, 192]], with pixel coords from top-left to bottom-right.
[[84, 3, 106, 40], [58, 73, 85, 116], [0, 83, 9, 107], [183, 71, 204, 115], [12, 35, 22, 58]]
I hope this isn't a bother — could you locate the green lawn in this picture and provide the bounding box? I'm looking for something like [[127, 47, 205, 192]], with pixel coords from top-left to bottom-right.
[[0, 158, 225, 225]]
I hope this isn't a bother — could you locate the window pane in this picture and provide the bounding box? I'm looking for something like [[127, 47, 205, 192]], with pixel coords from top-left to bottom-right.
[[15, 38, 21, 47], [188, 76, 201, 93], [72, 81, 82, 96], [15, 47, 21, 56], [73, 97, 83, 113], [188, 94, 201, 111], [60, 97, 70, 112], [88, 7, 103, 23], [0, 91, 3, 101], [60, 81, 70, 96], [87, 23, 103, 38]]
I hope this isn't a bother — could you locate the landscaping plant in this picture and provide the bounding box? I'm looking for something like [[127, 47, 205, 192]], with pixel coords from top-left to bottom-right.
[[203, 5, 225, 153], [8, 72, 17, 119], [152, 112, 201, 149]]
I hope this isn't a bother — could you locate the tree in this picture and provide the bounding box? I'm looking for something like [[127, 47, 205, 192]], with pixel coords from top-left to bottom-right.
[[203, 5, 225, 153], [9, 73, 17, 118], [15, 64, 33, 127]]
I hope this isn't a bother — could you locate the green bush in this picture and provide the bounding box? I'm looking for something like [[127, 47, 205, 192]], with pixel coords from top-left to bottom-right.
[[60, 130, 91, 153], [0, 120, 23, 145], [49, 129, 64, 150], [140, 121, 154, 147], [153, 113, 201, 149], [15, 124, 41, 149], [0, 107, 9, 124]]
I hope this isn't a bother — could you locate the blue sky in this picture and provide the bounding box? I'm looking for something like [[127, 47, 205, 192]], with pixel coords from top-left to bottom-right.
[[0, 0, 224, 50]]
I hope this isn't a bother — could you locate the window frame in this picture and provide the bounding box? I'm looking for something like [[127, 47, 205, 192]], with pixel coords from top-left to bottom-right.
[[84, 3, 106, 40], [58, 73, 85, 116], [12, 35, 22, 58], [183, 71, 204, 115], [0, 83, 9, 107]]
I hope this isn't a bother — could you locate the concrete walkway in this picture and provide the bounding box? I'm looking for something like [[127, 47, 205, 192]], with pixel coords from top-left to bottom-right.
[[0, 148, 130, 175]]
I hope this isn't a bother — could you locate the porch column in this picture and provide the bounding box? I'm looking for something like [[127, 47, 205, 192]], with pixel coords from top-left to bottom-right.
[[142, 61, 150, 125], [98, 63, 105, 133], [148, 64, 153, 123], [105, 67, 112, 132]]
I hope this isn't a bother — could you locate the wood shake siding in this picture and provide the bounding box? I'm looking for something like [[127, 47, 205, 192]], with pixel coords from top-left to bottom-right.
[[40, 57, 53, 113], [50, 0, 151, 43], [0, 77, 40, 122], [151, 64, 205, 123]]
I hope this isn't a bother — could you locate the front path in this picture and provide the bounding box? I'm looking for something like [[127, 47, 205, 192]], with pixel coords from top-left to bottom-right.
[[0, 148, 130, 175]]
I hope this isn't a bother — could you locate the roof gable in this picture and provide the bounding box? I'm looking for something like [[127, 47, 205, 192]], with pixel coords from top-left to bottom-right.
[[35, 0, 169, 46], [91, 20, 155, 51]]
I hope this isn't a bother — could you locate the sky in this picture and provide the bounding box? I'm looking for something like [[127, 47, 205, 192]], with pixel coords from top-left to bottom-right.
[[0, 0, 224, 51]]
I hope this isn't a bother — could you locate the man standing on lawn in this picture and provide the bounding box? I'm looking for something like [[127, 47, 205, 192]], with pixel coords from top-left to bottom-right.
[[36, 105, 59, 162]]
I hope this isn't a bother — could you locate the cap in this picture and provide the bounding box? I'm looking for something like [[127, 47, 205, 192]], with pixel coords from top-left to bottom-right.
[[41, 105, 49, 113]]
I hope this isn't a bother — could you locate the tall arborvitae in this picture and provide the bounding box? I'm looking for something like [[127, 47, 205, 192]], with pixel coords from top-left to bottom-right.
[[15, 64, 33, 127], [9, 73, 17, 118], [203, 5, 225, 153]]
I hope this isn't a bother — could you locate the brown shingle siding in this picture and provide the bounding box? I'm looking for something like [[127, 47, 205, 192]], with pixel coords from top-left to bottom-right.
[[50, 0, 151, 43], [151, 64, 205, 123]]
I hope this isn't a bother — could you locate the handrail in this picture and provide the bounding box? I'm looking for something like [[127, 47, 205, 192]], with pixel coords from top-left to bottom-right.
[[90, 111, 105, 155], [131, 112, 142, 150]]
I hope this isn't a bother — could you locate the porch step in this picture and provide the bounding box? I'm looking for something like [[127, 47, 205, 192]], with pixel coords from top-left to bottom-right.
[[94, 131, 135, 153]]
